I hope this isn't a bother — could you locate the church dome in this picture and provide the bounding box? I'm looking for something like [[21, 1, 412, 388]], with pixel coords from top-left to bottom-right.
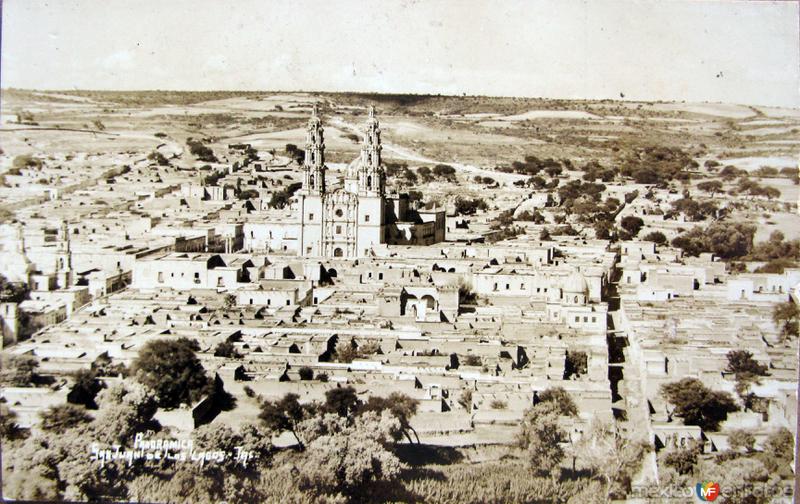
[[563, 270, 588, 295]]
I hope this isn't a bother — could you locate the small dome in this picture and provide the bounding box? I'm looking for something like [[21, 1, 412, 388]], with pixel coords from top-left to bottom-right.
[[345, 157, 361, 179], [563, 270, 588, 295]]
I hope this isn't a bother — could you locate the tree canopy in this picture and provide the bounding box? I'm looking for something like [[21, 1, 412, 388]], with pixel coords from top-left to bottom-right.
[[661, 378, 739, 431], [130, 338, 212, 408]]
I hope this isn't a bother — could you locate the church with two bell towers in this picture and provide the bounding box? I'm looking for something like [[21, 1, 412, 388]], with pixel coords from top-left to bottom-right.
[[243, 105, 446, 259]]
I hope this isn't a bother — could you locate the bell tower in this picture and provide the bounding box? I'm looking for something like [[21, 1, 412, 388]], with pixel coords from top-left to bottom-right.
[[357, 106, 385, 197], [298, 104, 326, 257], [301, 104, 326, 195]]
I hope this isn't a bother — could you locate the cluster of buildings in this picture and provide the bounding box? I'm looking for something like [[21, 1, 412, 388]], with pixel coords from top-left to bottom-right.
[[1, 107, 797, 480]]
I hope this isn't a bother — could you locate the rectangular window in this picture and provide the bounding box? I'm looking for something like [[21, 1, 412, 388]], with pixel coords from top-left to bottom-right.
[[591, 316, 596, 322], [309, 213, 314, 220], [286, 299, 290, 306], [365, 215, 370, 222], [158, 272, 164, 283], [575, 316, 579, 322], [506, 284, 510, 290], [336, 225, 342, 234], [306, 247, 312, 254], [583, 316, 588, 322]]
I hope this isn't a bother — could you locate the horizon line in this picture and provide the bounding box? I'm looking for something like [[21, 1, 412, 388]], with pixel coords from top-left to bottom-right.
[[2, 87, 793, 110]]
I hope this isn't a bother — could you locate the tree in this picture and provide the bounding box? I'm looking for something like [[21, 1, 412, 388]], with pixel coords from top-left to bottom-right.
[[536, 388, 576, 417], [92, 382, 158, 445], [67, 369, 102, 409], [223, 293, 236, 309], [458, 388, 473, 411], [454, 197, 488, 215], [298, 366, 314, 381], [0, 274, 29, 303], [214, 341, 242, 359], [39, 404, 92, 434], [726, 350, 769, 404], [0, 403, 26, 441], [259, 393, 311, 448], [772, 302, 798, 341], [564, 351, 588, 380], [297, 411, 405, 499], [187, 139, 217, 162], [0, 354, 39, 386], [671, 223, 756, 258], [358, 392, 420, 443], [642, 231, 667, 245], [661, 443, 701, 475], [146, 150, 169, 166], [620, 216, 644, 237], [660, 378, 739, 431], [697, 457, 778, 504], [324, 386, 359, 417], [728, 429, 755, 452], [517, 401, 567, 477], [433, 164, 457, 181], [334, 339, 358, 363], [578, 421, 651, 499], [726, 350, 768, 377], [760, 427, 794, 477], [697, 180, 723, 196], [131, 338, 212, 408]]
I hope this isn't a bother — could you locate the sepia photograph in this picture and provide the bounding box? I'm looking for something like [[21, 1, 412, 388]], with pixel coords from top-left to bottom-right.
[[0, 0, 798, 502]]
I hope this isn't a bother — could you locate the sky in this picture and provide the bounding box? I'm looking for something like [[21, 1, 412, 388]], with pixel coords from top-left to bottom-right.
[[1, 0, 799, 107]]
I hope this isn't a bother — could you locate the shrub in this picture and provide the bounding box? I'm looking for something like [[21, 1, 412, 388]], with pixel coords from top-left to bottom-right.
[[298, 367, 314, 381]]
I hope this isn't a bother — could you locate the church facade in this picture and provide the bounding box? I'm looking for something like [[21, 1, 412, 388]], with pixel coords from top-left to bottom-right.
[[244, 106, 445, 258], [297, 106, 387, 258]]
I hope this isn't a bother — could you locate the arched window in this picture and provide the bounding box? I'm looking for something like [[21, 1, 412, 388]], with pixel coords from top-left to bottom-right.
[[333, 248, 343, 257], [309, 175, 315, 188], [367, 175, 372, 187]]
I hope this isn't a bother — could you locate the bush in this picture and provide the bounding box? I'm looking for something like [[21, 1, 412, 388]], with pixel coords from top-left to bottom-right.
[[146, 151, 169, 166], [0, 354, 39, 387], [187, 139, 217, 162], [564, 351, 588, 380], [454, 197, 488, 215], [671, 223, 755, 258], [39, 404, 92, 434], [642, 231, 667, 245], [489, 399, 507, 410], [298, 367, 314, 381], [662, 445, 700, 475], [728, 429, 755, 452], [214, 341, 242, 359], [458, 389, 473, 411], [461, 354, 481, 367]]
